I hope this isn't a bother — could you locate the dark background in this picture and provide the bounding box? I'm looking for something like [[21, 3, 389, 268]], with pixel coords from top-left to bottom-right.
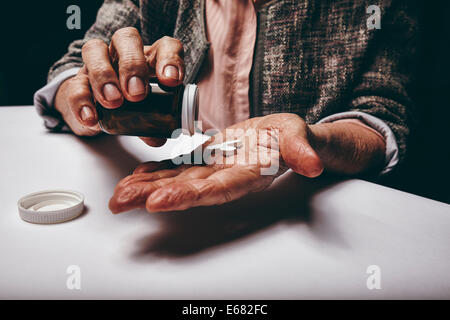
[[0, 1, 103, 104], [0, 1, 448, 204]]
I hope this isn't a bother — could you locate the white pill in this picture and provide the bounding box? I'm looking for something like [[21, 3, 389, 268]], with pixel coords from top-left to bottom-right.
[[220, 145, 238, 157], [223, 139, 243, 149], [205, 143, 225, 151]]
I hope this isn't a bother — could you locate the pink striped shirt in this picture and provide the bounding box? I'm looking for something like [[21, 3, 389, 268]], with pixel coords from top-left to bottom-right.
[[196, 0, 257, 132]]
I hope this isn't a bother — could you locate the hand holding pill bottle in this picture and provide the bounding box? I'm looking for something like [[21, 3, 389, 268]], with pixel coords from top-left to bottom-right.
[[96, 83, 199, 138]]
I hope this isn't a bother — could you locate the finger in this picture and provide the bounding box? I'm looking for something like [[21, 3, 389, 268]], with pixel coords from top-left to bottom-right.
[[146, 166, 274, 212], [119, 168, 187, 189], [110, 27, 150, 102], [139, 137, 167, 148], [143, 45, 157, 78], [280, 132, 324, 178], [109, 168, 186, 214], [109, 166, 216, 213], [146, 36, 185, 87], [82, 38, 123, 109], [65, 70, 101, 135], [109, 179, 175, 214]]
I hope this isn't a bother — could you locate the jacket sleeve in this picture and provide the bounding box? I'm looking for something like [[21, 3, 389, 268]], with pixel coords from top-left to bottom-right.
[[348, 1, 419, 164], [47, 0, 141, 82]]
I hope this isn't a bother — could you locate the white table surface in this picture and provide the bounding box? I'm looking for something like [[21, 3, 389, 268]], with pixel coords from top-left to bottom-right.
[[0, 106, 449, 299]]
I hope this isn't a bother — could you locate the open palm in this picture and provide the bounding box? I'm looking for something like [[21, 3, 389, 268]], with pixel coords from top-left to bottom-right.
[[109, 113, 324, 213]]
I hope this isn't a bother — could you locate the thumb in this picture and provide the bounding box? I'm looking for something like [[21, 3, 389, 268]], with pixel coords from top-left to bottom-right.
[[280, 131, 324, 178]]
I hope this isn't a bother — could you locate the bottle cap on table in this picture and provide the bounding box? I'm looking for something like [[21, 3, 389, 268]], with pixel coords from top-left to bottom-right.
[[17, 190, 85, 224]]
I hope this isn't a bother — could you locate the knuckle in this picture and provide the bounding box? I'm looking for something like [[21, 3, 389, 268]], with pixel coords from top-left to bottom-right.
[[68, 92, 88, 107], [160, 36, 172, 43], [161, 36, 184, 51], [116, 175, 138, 190], [82, 38, 106, 52], [119, 56, 147, 73], [88, 63, 116, 79], [70, 86, 89, 101], [113, 27, 140, 40], [161, 36, 179, 44], [160, 54, 184, 68]]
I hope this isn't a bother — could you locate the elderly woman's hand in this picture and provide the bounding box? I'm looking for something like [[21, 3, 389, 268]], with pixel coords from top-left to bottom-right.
[[109, 113, 324, 213], [109, 110, 387, 214], [54, 28, 185, 138]]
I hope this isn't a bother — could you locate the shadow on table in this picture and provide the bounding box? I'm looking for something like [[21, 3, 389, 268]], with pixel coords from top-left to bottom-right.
[[74, 134, 142, 178], [131, 171, 342, 260]]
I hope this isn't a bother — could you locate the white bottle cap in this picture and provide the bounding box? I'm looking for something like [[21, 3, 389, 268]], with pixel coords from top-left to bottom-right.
[[181, 84, 199, 136], [17, 190, 85, 224]]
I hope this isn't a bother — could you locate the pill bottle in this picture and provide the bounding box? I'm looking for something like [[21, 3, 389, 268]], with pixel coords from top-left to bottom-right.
[[96, 83, 199, 138]]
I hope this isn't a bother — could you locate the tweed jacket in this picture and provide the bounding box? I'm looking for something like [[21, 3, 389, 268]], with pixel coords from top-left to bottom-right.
[[48, 0, 418, 163]]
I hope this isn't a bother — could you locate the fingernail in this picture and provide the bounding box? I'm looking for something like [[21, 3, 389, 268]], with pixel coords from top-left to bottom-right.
[[80, 106, 95, 122], [128, 76, 145, 96], [163, 65, 179, 80], [103, 83, 122, 102]]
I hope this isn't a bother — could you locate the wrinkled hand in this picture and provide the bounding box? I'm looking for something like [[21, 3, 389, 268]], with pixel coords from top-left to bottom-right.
[[54, 27, 184, 142], [109, 113, 324, 213]]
